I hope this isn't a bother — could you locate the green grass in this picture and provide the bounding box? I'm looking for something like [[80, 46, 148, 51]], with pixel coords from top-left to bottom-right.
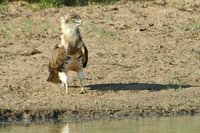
[[176, 23, 189, 31], [3, 30, 13, 40], [0, 0, 9, 13], [24, 0, 64, 10], [63, 0, 119, 6], [106, 14, 114, 21], [97, 28, 107, 38], [171, 0, 185, 9], [23, 19, 34, 35], [192, 22, 200, 30], [1, 17, 56, 42], [175, 22, 200, 31], [0, 0, 119, 10]]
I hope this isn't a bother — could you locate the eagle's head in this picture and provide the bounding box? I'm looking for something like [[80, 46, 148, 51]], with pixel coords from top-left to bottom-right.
[[60, 13, 82, 34]]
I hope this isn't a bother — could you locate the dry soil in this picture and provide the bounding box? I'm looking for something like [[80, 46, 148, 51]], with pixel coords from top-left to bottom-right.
[[0, 0, 200, 121]]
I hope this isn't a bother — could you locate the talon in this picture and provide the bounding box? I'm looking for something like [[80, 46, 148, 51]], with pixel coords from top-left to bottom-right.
[[80, 90, 87, 94]]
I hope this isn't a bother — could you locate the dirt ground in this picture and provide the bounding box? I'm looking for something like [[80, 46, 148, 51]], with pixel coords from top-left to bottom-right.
[[0, 0, 200, 121]]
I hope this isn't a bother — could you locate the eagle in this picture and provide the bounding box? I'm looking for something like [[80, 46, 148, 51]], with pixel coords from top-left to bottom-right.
[[47, 13, 88, 94]]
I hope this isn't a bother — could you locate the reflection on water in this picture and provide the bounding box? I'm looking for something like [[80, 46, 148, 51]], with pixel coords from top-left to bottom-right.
[[61, 124, 69, 133], [1, 115, 200, 133]]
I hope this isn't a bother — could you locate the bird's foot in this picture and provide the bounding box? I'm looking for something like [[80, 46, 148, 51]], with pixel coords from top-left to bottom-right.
[[80, 89, 87, 94]]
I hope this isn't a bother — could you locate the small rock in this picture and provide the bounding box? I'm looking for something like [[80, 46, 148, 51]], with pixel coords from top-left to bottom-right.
[[23, 112, 31, 120], [149, 23, 154, 27], [3, 86, 9, 91], [31, 49, 41, 55], [139, 27, 147, 31], [111, 7, 119, 11]]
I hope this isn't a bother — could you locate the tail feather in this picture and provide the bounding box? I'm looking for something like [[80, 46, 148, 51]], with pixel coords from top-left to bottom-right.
[[47, 71, 60, 83]]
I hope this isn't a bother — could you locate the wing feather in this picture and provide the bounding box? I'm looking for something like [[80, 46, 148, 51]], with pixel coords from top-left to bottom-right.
[[49, 45, 66, 69], [47, 45, 66, 83], [82, 43, 88, 68]]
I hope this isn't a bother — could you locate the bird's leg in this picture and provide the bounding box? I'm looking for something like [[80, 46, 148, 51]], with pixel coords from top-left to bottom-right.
[[77, 70, 87, 94], [65, 82, 68, 94], [59, 72, 69, 94]]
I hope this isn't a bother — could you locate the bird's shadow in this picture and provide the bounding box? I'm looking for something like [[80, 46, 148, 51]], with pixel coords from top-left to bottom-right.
[[87, 82, 195, 91]]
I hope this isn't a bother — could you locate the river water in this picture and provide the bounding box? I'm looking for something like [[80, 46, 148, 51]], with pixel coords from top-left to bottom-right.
[[0, 115, 200, 133]]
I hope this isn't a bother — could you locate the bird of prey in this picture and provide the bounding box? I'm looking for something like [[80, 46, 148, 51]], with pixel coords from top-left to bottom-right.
[[47, 13, 88, 94]]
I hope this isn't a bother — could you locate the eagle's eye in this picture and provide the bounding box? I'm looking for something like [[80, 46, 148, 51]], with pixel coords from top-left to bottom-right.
[[72, 18, 75, 21]]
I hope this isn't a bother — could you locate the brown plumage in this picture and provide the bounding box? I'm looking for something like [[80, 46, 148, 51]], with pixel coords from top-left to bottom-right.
[[47, 44, 66, 83], [47, 13, 88, 94]]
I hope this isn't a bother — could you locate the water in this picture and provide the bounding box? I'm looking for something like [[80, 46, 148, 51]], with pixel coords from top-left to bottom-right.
[[1, 115, 200, 133]]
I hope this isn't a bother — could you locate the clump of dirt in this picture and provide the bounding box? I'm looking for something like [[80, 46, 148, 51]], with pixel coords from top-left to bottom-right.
[[0, 0, 200, 121]]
